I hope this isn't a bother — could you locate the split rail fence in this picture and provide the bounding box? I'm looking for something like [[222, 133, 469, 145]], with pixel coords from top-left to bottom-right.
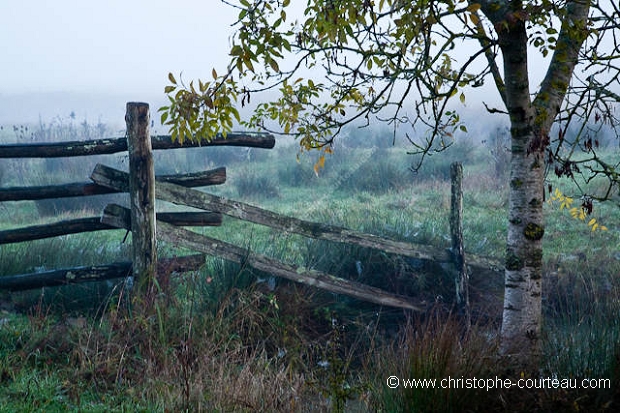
[[0, 102, 502, 312]]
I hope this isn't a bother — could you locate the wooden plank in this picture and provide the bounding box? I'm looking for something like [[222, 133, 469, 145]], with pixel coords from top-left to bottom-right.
[[157, 211, 222, 226], [91, 163, 503, 271], [0, 167, 225, 202], [157, 167, 226, 187], [0, 217, 113, 245], [0, 254, 208, 291], [0, 182, 115, 201], [126, 102, 157, 290], [159, 222, 424, 311], [0, 138, 128, 158], [0, 133, 275, 158], [102, 204, 221, 228], [0, 210, 220, 246], [101, 204, 423, 311], [151, 133, 275, 150], [0, 262, 133, 290]]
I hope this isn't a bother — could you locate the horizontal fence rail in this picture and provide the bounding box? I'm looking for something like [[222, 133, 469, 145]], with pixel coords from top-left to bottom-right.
[[0, 133, 275, 158], [0, 211, 222, 245], [0, 167, 226, 202], [0, 254, 207, 291]]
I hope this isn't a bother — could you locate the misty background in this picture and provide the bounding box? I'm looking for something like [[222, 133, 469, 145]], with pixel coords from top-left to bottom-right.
[[0, 1, 238, 126], [0, 1, 615, 143]]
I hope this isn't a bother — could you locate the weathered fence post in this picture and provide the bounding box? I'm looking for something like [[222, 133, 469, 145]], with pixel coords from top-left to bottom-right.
[[450, 162, 470, 325], [126, 102, 157, 292]]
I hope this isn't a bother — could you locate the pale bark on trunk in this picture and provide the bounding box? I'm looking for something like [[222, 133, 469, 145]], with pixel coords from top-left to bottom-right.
[[480, 0, 591, 367], [497, 15, 545, 364]]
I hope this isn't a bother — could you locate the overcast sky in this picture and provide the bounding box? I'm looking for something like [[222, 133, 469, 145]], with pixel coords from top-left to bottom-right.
[[0, 1, 242, 123], [0, 0, 238, 95], [1, 1, 615, 129]]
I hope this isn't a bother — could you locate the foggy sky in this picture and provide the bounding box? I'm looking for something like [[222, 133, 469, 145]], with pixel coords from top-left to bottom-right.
[[0, 1, 239, 124], [0, 1, 237, 95], [1, 2, 614, 128]]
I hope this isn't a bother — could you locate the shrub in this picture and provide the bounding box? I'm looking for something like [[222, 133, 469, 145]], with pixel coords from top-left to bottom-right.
[[369, 312, 496, 413]]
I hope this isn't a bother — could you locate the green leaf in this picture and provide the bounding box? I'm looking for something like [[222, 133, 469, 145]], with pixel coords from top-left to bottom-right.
[[230, 45, 243, 56], [168, 72, 177, 85], [268, 58, 280, 72]]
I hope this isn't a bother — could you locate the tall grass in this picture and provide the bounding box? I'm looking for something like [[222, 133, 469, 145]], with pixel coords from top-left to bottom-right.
[[1, 120, 620, 410]]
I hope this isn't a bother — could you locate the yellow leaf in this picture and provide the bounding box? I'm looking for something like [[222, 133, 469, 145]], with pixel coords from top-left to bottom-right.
[[467, 3, 481, 12], [470, 12, 479, 25], [314, 155, 326, 176], [212, 68, 218, 79], [588, 218, 597, 227]]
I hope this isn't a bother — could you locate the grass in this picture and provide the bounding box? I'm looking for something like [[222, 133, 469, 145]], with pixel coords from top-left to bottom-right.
[[1, 121, 620, 411]]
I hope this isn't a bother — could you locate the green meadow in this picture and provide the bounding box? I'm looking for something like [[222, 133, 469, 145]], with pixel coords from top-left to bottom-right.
[[0, 120, 619, 412]]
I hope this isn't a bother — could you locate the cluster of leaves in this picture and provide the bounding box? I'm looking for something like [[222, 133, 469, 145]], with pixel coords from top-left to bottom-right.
[[159, 72, 240, 144], [159, 0, 496, 162], [548, 187, 607, 232]]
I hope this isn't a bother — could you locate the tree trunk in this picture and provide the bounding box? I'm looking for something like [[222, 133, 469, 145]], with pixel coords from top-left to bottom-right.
[[491, 0, 591, 369], [497, 14, 545, 367]]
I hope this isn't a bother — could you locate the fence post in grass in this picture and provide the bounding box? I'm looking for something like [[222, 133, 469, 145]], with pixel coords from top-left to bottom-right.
[[126, 102, 157, 293], [450, 162, 470, 327]]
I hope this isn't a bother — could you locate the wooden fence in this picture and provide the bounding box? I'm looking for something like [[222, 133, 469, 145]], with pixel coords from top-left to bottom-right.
[[0, 102, 502, 312]]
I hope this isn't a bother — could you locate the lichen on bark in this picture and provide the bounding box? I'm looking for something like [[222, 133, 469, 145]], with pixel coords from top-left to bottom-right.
[[523, 222, 544, 241]]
